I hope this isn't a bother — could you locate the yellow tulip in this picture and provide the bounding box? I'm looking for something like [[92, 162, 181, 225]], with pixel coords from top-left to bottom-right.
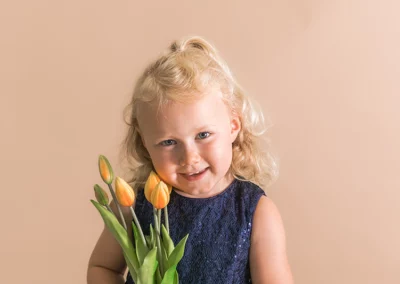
[[115, 177, 135, 207], [150, 181, 170, 209], [94, 184, 109, 206], [98, 155, 114, 185], [144, 171, 172, 201]]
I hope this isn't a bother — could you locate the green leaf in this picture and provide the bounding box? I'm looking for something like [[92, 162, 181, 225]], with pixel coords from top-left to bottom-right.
[[166, 234, 189, 271], [161, 224, 174, 257], [145, 235, 151, 246], [161, 243, 168, 276], [91, 200, 139, 273], [160, 265, 177, 284], [123, 250, 138, 283], [132, 221, 149, 266], [138, 247, 158, 284], [173, 271, 179, 284], [156, 267, 162, 284]]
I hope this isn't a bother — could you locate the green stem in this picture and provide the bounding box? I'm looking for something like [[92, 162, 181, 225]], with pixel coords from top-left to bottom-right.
[[129, 207, 147, 248], [158, 209, 161, 235], [105, 204, 113, 213], [153, 208, 164, 276], [164, 206, 169, 234], [108, 184, 127, 230]]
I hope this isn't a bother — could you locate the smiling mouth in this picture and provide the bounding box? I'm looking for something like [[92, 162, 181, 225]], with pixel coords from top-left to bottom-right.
[[188, 168, 206, 175], [180, 167, 208, 180]]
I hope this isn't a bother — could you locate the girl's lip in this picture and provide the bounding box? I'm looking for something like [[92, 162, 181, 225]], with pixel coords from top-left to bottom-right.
[[180, 168, 208, 181]]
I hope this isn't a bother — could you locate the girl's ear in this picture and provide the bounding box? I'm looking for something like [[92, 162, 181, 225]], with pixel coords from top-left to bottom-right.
[[230, 116, 241, 143]]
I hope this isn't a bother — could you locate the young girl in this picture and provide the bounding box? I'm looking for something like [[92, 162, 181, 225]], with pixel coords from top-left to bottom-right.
[[87, 36, 294, 284]]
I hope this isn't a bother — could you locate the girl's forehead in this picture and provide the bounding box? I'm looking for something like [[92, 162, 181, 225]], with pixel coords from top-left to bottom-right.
[[137, 92, 231, 134], [167, 92, 230, 119]]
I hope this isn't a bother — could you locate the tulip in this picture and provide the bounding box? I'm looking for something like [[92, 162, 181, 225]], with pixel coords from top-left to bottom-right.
[[98, 155, 114, 185], [144, 171, 172, 233], [145, 171, 172, 202], [150, 181, 170, 209], [144, 171, 160, 202], [115, 177, 135, 207], [94, 184, 113, 214], [98, 155, 126, 229], [94, 184, 109, 205], [115, 177, 148, 248]]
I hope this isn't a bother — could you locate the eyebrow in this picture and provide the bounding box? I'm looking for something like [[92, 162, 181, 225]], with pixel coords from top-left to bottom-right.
[[194, 124, 217, 131], [154, 124, 217, 140]]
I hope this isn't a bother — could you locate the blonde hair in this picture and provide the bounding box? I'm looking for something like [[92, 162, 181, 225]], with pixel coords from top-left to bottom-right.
[[120, 36, 278, 191]]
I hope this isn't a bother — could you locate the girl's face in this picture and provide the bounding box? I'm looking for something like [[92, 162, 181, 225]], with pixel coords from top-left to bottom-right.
[[137, 90, 241, 198]]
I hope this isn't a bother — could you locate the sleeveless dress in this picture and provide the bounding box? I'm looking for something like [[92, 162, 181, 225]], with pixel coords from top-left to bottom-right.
[[125, 178, 266, 284]]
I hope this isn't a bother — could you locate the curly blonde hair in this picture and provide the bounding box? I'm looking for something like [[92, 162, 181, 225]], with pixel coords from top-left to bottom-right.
[[120, 36, 278, 192]]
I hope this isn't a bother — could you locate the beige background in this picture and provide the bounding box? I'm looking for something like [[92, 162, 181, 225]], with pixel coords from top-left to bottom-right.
[[1, 0, 399, 283]]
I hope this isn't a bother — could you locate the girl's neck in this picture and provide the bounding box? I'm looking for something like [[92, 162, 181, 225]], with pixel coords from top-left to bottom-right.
[[173, 173, 235, 199]]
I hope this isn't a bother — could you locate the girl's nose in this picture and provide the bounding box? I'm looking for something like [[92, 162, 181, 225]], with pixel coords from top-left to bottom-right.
[[178, 145, 200, 167]]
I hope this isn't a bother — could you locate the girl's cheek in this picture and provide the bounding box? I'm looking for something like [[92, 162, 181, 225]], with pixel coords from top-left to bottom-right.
[[206, 139, 227, 154], [156, 151, 176, 166], [209, 142, 233, 163]]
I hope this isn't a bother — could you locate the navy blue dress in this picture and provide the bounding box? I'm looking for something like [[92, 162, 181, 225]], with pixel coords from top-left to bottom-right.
[[125, 179, 266, 284]]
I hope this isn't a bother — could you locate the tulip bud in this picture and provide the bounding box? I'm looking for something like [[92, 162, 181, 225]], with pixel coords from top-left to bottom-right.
[[94, 184, 109, 206], [144, 171, 161, 202], [98, 155, 114, 185], [115, 177, 135, 207], [150, 181, 170, 209], [144, 171, 173, 201]]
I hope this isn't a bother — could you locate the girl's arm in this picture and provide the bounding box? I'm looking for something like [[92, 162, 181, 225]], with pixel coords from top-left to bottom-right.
[[250, 196, 294, 284], [87, 200, 133, 284]]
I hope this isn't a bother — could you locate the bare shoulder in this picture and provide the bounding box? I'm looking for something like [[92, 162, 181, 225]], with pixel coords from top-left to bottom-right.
[[250, 196, 294, 284], [88, 199, 134, 275]]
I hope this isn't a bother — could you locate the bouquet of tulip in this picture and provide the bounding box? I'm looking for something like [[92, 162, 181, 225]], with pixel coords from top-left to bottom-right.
[[91, 155, 188, 284]]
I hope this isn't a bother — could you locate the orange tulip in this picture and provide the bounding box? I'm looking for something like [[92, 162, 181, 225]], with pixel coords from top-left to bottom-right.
[[144, 171, 161, 201], [150, 181, 170, 209], [98, 155, 114, 185], [94, 184, 109, 206], [144, 171, 172, 202], [115, 177, 135, 207]]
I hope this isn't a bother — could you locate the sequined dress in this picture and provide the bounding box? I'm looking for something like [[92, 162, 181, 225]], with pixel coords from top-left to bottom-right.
[[125, 178, 266, 284]]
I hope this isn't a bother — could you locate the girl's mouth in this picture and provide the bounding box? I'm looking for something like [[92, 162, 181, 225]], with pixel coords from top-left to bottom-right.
[[180, 167, 208, 181]]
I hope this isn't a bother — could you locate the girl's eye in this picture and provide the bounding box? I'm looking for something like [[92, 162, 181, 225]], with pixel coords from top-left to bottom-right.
[[197, 132, 211, 139], [160, 139, 176, 146]]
